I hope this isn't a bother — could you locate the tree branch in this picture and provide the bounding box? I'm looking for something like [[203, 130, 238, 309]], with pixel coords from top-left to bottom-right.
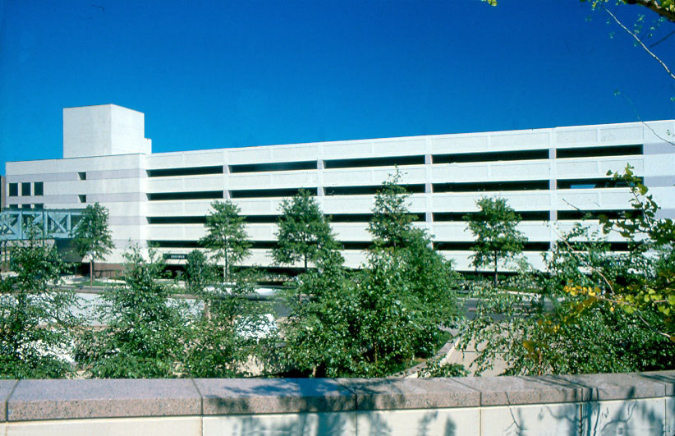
[[602, 4, 675, 81]]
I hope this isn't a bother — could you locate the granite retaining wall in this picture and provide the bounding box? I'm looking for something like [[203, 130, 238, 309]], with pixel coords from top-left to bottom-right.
[[0, 371, 674, 435]]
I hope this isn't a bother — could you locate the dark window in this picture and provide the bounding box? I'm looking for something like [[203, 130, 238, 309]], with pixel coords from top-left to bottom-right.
[[8, 183, 18, 197], [79, 195, 87, 203], [557, 209, 643, 221], [229, 161, 316, 174], [556, 145, 643, 159], [147, 216, 207, 224], [324, 155, 425, 169], [250, 241, 278, 249], [147, 166, 224, 177], [34, 203, 44, 210], [557, 178, 636, 190], [149, 240, 201, 249], [328, 214, 374, 223], [435, 241, 550, 251], [243, 215, 279, 223], [34, 182, 43, 196], [230, 188, 317, 199], [325, 184, 425, 196], [20, 204, 32, 210], [147, 191, 224, 201], [21, 183, 31, 196], [78, 172, 87, 181], [433, 211, 549, 222], [433, 180, 549, 193], [433, 149, 549, 164]]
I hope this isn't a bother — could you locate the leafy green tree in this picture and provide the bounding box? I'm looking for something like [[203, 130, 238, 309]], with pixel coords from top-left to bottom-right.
[[460, 168, 675, 375], [278, 176, 459, 377], [368, 170, 416, 250], [184, 269, 274, 378], [465, 197, 527, 286], [183, 250, 216, 295], [76, 247, 190, 378], [0, 223, 80, 378], [200, 201, 251, 282], [73, 202, 114, 288], [273, 189, 338, 273]]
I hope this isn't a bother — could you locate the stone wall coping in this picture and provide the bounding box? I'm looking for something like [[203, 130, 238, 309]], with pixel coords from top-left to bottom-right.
[[0, 371, 673, 422]]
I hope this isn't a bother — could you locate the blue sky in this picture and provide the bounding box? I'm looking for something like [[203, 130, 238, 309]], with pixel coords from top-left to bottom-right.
[[1, 0, 673, 172]]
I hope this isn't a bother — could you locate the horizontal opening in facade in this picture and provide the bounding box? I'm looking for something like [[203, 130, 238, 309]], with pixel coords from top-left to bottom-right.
[[433, 211, 550, 222], [229, 188, 318, 199], [556, 178, 635, 190], [554, 241, 632, 251], [229, 161, 317, 173], [435, 241, 551, 251], [147, 166, 224, 177], [433, 180, 550, 193], [557, 209, 643, 220], [147, 191, 224, 201], [243, 215, 279, 223], [149, 240, 201, 249], [148, 216, 207, 224], [328, 213, 425, 223], [433, 149, 549, 164], [323, 155, 425, 169], [324, 184, 425, 196], [556, 145, 643, 159]]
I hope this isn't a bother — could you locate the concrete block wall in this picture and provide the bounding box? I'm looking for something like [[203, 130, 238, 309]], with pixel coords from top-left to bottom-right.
[[0, 372, 673, 435]]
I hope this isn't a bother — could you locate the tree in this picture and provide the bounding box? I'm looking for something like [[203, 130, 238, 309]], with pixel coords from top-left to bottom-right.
[[183, 250, 216, 295], [200, 201, 251, 282], [0, 222, 80, 378], [73, 203, 114, 288], [75, 247, 190, 378], [483, 0, 675, 22], [465, 197, 527, 286], [459, 167, 675, 376], [368, 170, 416, 250], [184, 269, 275, 378], [273, 189, 338, 273], [278, 175, 459, 377]]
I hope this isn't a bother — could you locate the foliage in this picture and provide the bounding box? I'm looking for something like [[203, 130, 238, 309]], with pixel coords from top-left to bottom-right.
[[273, 189, 338, 272], [72, 203, 114, 282], [368, 170, 416, 249], [75, 247, 190, 378], [418, 357, 469, 378], [465, 197, 527, 286], [278, 175, 459, 377], [0, 223, 80, 378], [183, 250, 216, 295], [483, 0, 675, 22], [200, 201, 251, 281], [460, 167, 675, 375], [183, 268, 274, 378]]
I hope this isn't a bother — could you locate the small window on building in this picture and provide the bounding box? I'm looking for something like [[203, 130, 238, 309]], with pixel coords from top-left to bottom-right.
[[34, 203, 44, 210], [20, 204, 32, 210], [34, 182, 43, 196], [21, 182, 31, 196], [78, 172, 87, 181], [79, 195, 87, 203], [8, 183, 18, 197]]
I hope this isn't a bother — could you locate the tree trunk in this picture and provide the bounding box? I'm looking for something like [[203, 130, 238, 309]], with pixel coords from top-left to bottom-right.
[[90, 258, 94, 291], [493, 252, 498, 288]]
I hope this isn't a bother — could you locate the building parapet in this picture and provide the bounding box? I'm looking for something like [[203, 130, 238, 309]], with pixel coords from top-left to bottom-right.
[[0, 372, 673, 434]]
